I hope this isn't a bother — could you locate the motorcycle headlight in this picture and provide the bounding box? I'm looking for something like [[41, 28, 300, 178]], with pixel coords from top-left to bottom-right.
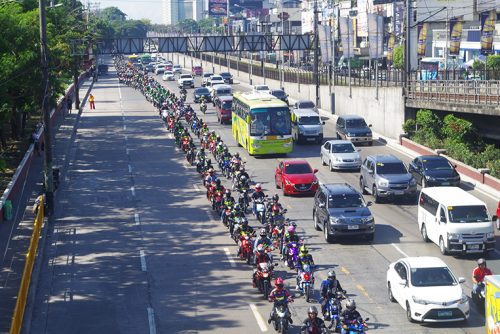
[[377, 179, 389, 187], [447, 233, 461, 240]]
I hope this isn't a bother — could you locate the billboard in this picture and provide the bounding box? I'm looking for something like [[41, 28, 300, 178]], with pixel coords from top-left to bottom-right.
[[339, 17, 354, 58], [481, 10, 497, 55], [387, 34, 395, 62], [318, 25, 333, 62], [356, 0, 368, 37], [394, 2, 404, 37], [416, 0, 477, 22], [368, 13, 384, 59], [209, 0, 227, 16], [449, 18, 463, 56]]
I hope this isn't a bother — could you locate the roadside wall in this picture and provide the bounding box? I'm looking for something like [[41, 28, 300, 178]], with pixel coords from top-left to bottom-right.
[[334, 85, 405, 139]]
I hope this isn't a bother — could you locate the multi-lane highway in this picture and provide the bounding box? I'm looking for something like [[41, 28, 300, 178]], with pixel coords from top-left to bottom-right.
[[29, 56, 498, 334]]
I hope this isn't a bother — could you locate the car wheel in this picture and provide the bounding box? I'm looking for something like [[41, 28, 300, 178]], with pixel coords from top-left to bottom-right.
[[406, 302, 414, 323], [324, 223, 334, 243], [321, 154, 326, 166], [373, 185, 381, 203], [275, 177, 280, 189], [329, 161, 334, 172], [421, 224, 429, 242], [282, 183, 288, 196], [367, 141, 373, 146], [439, 237, 448, 255], [313, 213, 321, 231], [388, 282, 396, 303], [422, 178, 427, 188], [360, 177, 367, 195]]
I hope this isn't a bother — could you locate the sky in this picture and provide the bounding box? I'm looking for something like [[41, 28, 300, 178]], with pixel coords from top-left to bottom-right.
[[97, 0, 164, 24]]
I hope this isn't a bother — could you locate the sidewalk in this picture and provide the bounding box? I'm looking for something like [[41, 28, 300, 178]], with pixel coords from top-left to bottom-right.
[[0, 77, 93, 333]]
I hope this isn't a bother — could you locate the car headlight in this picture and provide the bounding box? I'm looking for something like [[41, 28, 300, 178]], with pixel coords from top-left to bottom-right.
[[412, 296, 430, 305], [377, 179, 389, 187], [425, 175, 436, 181], [347, 133, 353, 137], [486, 232, 495, 239], [284, 179, 292, 185], [448, 233, 461, 240], [195, 95, 199, 98], [409, 178, 417, 186], [361, 216, 374, 223], [459, 294, 469, 304], [330, 217, 340, 224]]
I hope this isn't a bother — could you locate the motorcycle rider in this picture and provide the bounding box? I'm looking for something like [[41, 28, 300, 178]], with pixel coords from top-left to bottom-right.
[[253, 244, 273, 287], [340, 300, 366, 333], [281, 225, 300, 259], [204, 168, 217, 188], [268, 277, 293, 324], [297, 245, 315, 269], [196, 147, 206, 162], [472, 258, 493, 294], [251, 183, 266, 216], [320, 270, 345, 317], [254, 228, 274, 264], [234, 165, 250, 188], [234, 217, 254, 244], [301, 306, 326, 334], [221, 189, 235, 223], [229, 203, 246, 235]]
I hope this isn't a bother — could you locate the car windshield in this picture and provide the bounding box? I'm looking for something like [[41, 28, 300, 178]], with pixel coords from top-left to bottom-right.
[[298, 101, 315, 109], [332, 143, 356, 153], [220, 72, 231, 77], [211, 76, 223, 81], [346, 118, 367, 128], [256, 86, 269, 91], [203, 73, 213, 77], [181, 75, 192, 79], [250, 108, 291, 136], [173, 65, 181, 68], [410, 267, 456, 287], [376, 162, 407, 174], [272, 91, 286, 98], [195, 88, 209, 94], [221, 101, 232, 109], [448, 205, 489, 223], [284, 163, 312, 174], [299, 116, 321, 125], [423, 159, 453, 171], [328, 194, 364, 208], [164, 71, 173, 75]]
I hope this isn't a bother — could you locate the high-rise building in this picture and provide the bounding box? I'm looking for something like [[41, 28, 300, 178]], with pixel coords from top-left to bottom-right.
[[163, 0, 204, 25]]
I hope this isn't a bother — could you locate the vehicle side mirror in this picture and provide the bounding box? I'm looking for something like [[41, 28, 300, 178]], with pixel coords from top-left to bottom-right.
[[366, 201, 373, 207], [368, 124, 372, 127], [399, 279, 407, 286], [458, 277, 466, 284], [318, 203, 325, 208], [453, 164, 457, 169], [322, 121, 325, 125], [313, 169, 318, 173], [493, 215, 498, 222], [276, 170, 282, 174]]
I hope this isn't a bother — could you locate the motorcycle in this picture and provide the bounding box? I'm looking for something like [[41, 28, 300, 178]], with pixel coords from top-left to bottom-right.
[[298, 264, 315, 302], [286, 242, 300, 271], [472, 282, 486, 309], [238, 188, 251, 213], [186, 147, 196, 165], [324, 291, 345, 332], [270, 299, 292, 333], [181, 137, 190, 152], [255, 262, 275, 299], [254, 197, 267, 224], [212, 189, 224, 214], [200, 102, 207, 114], [342, 318, 369, 334], [238, 235, 254, 264]]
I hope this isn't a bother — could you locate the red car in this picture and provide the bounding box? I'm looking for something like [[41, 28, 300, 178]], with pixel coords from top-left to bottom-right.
[[216, 95, 233, 124], [165, 64, 173, 71], [275, 159, 319, 196], [192, 65, 203, 76]]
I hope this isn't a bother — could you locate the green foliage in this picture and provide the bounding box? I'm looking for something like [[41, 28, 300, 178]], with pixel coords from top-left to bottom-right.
[[442, 114, 473, 143], [472, 59, 485, 70], [393, 45, 404, 69], [415, 109, 441, 137], [402, 119, 416, 135], [177, 19, 198, 33], [198, 18, 215, 33], [486, 55, 500, 70]]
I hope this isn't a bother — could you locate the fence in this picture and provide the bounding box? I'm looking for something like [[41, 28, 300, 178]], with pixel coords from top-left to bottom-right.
[[9, 198, 44, 334], [407, 79, 500, 105]]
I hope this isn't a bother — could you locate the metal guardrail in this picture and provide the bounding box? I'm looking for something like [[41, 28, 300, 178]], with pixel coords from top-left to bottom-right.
[[407, 80, 500, 106]]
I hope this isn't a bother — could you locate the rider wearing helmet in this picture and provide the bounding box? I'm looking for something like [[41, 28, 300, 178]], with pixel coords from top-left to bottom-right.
[[472, 258, 493, 294], [320, 270, 345, 317], [268, 277, 293, 325], [298, 245, 315, 268], [221, 189, 235, 223], [340, 299, 365, 331], [235, 165, 250, 185], [204, 168, 217, 188], [301, 306, 326, 334], [252, 244, 273, 287], [196, 147, 206, 162], [253, 228, 273, 263], [281, 225, 300, 259]]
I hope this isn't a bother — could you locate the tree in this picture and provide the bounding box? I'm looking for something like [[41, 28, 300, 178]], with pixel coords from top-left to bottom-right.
[[198, 18, 215, 33], [486, 55, 500, 70], [100, 7, 127, 22], [177, 19, 198, 34], [393, 44, 404, 69]]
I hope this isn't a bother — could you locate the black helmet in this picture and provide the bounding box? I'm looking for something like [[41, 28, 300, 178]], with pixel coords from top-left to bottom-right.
[[346, 299, 356, 311], [241, 218, 249, 225], [200, 148, 205, 152], [307, 306, 318, 315], [215, 179, 221, 186], [273, 194, 279, 201], [328, 270, 336, 279], [235, 153, 240, 158]]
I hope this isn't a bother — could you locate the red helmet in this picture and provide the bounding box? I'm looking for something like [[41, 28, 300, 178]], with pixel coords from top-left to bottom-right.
[[275, 277, 284, 289]]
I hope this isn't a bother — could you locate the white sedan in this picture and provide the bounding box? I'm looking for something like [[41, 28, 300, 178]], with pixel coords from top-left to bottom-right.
[[162, 71, 175, 81], [387, 256, 469, 323], [320, 140, 361, 171], [253, 84, 271, 94]]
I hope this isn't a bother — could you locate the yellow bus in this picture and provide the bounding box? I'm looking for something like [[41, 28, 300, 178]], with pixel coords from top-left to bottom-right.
[[486, 275, 500, 334], [232, 92, 292, 155]]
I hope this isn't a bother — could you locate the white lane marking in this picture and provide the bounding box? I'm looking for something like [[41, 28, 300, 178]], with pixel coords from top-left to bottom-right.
[[193, 184, 201, 192], [134, 213, 140, 226], [147, 307, 157, 334], [123, 124, 127, 131], [125, 135, 128, 141], [128, 164, 132, 173], [391, 243, 410, 258], [223, 248, 236, 268], [126, 148, 130, 155], [131, 186, 136, 197], [140, 250, 147, 271], [249, 304, 268, 332]]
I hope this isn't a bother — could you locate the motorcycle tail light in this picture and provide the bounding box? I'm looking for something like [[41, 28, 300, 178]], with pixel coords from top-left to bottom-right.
[[304, 274, 310, 281]]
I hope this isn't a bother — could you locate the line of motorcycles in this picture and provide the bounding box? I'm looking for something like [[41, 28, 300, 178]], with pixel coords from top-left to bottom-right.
[[116, 59, 369, 334]]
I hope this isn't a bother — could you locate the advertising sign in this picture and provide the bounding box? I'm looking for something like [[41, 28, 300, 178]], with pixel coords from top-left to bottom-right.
[[318, 25, 333, 62], [356, 0, 368, 37], [209, 0, 227, 16], [394, 2, 404, 37], [339, 17, 354, 58], [480, 10, 496, 55], [417, 22, 429, 56], [387, 34, 395, 61], [449, 18, 463, 55], [416, 0, 476, 22], [368, 13, 384, 59]]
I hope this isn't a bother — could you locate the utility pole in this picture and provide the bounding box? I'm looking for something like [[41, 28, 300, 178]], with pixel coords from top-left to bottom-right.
[[313, 0, 320, 109], [39, 0, 54, 216], [403, 0, 411, 93]]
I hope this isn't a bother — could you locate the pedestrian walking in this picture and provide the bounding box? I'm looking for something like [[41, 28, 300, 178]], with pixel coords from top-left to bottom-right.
[[66, 96, 72, 114], [89, 94, 95, 109]]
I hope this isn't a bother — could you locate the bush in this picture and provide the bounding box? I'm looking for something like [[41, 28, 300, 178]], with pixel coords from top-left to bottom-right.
[[443, 139, 475, 166], [413, 130, 442, 149], [402, 119, 416, 135], [442, 114, 474, 144], [393, 45, 404, 69], [416, 109, 442, 137]]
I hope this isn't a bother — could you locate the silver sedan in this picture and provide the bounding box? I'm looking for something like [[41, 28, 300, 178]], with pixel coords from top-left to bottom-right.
[[320, 140, 362, 171]]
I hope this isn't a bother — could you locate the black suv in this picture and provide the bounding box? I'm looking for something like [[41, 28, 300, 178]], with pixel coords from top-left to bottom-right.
[[313, 183, 374, 243]]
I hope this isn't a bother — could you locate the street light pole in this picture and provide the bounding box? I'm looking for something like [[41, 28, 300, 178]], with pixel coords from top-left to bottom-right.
[[313, 0, 320, 109], [39, 0, 54, 216]]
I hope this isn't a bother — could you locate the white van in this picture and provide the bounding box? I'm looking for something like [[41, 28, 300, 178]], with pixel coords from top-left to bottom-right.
[[418, 187, 495, 255], [291, 109, 324, 144]]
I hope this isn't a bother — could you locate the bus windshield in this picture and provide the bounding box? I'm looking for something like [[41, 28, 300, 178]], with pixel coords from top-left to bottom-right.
[[250, 108, 291, 136]]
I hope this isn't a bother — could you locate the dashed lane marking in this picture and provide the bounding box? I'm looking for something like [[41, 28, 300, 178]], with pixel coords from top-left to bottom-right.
[[341, 266, 350, 275], [249, 303, 268, 332], [131, 186, 136, 197], [134, 213, 140, 226], [391, 243, 410, 258], [128, 164, 132, 174], [223, 247, 236, 268], [140, 250, 147, 271], [147, 307, 157, 334]]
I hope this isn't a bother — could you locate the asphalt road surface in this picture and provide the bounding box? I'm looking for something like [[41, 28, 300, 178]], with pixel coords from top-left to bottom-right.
[[29, 56, 498, 334]]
